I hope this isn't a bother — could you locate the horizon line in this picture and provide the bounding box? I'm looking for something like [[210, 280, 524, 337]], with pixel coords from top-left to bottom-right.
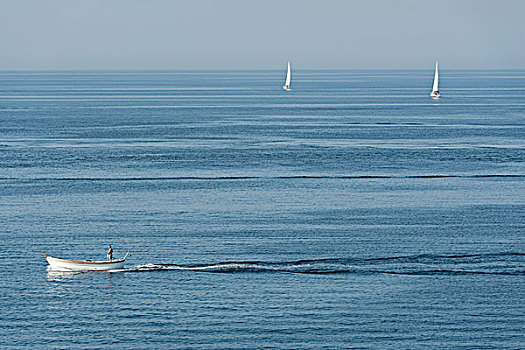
[[1, 68, 525, 72]]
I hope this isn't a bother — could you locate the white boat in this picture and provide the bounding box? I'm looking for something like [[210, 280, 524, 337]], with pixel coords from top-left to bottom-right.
[[283, 61, 291, 91], [430, 61, 440, 98], [43, 251, 129, 271]]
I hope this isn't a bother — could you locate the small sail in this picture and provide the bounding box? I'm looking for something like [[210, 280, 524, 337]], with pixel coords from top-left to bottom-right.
[[431, 61, 439, 95], [283, 62, 291, 90]]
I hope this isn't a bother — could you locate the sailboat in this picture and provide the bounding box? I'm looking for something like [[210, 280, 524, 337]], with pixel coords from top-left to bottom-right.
[[283, 62, 291, 91], [430, 61, 440, 98]]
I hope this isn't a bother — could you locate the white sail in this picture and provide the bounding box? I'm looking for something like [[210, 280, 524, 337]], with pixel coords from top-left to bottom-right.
[[431, 61, 439, 95], [283, 62, 291, 90]]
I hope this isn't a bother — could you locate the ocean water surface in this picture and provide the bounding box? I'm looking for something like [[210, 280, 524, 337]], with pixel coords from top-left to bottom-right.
[[0, 70, 524, 349]]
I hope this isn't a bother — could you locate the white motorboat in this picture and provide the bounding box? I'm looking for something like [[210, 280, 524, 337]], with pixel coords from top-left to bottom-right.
[[283, 61, 291, 91], [430, 61, 440, 98], [43, 251, 130, 271]]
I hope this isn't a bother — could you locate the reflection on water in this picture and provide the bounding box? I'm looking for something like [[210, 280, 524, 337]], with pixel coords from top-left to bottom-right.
[[46, 267, 115, 286], [46, 267, 82, 282]]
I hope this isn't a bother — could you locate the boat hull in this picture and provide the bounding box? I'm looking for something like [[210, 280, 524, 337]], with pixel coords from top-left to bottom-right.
[[44, 253, 126, 271]]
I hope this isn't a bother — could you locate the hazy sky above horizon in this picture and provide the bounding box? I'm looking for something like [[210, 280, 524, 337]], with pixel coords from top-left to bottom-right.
[[1, 0, 524, 70]]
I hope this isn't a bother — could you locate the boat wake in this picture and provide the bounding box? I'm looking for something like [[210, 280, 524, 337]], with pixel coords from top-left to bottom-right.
[[122, 252, 524, 276]]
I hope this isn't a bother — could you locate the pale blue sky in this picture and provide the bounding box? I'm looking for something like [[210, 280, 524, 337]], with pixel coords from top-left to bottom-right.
[[1, 0, 524, 70]]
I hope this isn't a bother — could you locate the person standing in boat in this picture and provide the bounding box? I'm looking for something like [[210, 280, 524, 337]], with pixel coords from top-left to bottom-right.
[[107, 245, 113, 261]]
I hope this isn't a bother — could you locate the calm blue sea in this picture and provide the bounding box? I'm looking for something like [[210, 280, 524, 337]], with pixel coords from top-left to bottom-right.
[[0, 70, 524, 349]]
